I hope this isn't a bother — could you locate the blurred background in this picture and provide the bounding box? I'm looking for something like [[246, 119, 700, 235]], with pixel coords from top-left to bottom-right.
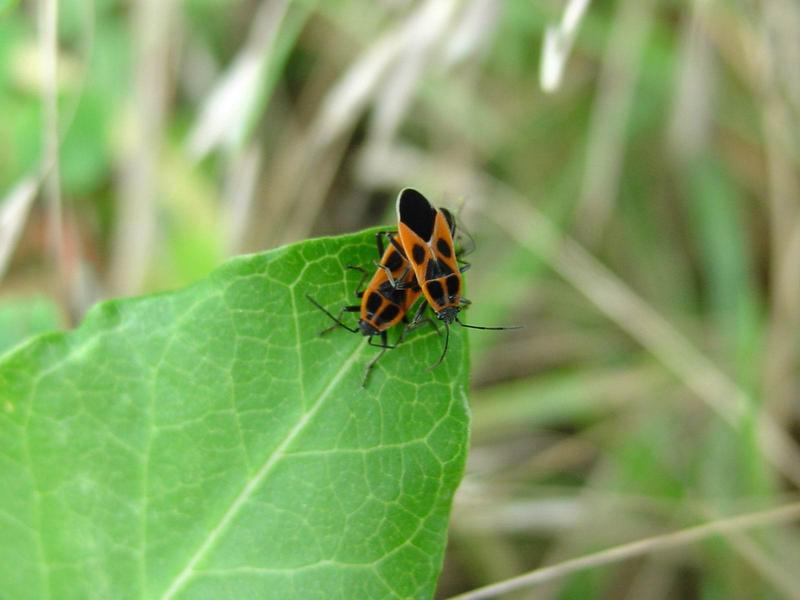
[[2, 0, 800, 597]]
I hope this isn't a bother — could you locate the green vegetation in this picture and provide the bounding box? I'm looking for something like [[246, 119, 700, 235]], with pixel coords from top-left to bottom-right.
[[1, 0, 799, 598], [0, 231, 469, 598]]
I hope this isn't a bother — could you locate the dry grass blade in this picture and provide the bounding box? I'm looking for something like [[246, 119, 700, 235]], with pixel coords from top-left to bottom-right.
[[312, 0, 456, 150], [483, 193, 800, 488], [357, 143, 800, 487], [706, 512, 800, 599], [261, 3, 414, 247], [448, 502, 800, 600], [109, 0, 174, 296], [223, 142, 262, 256], [759, 1, 800, 419], [0, 177, 39, 281], [668, 0, 714, 159], [275, 0, 460, 245], [368, 0, 458, 149], [540, 0, 592, 92], [39, 0, 65, 296], [441, 0, 500, 68], [574, 0, 655, 243], [187, 0, 291, 159], [310, 20, 407, 151]]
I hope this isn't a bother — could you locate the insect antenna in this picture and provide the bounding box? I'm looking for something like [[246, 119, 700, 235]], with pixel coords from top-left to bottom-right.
[[428, 322, 450, 370], [455, 316, 522, 331], [455, 219, 476, 258], [306, 294, 359, 334]]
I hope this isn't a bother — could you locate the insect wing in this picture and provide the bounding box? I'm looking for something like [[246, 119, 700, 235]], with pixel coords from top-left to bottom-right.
[[396, 188, 462, 312], [396, 188, 436, 277], [430, 209, 459, 276], [360, 234, 417, 332], [397, 188, 437, 241]]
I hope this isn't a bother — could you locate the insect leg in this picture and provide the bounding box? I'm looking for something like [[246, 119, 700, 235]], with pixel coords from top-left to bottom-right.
[[406, 300, 431, 328], [428, 323, 450, 370], [405, 301, 441, 337], [373, 261, 413, 289], [306, 295, 360, 334], [362, 331, 391, 387], [320, 305, 361, 335], [367, 334, 397, 350], [374, 231, 394, 258]]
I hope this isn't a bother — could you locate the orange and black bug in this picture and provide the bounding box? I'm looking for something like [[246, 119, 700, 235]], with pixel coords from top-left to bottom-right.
[[307, 231, 427, 385], [396, 187, 520, 367]]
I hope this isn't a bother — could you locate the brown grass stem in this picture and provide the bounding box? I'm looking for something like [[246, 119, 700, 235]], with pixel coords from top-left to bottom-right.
[[449, 502, 800, 600]]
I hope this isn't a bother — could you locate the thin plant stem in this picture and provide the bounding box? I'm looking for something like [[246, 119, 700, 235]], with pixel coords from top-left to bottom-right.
[[39, 0, 65, 302], [448, 502, 800, 600]]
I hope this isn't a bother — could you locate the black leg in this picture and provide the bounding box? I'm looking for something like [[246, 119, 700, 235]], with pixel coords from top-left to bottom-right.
[[320, 310, 345, 335], [458, 261, 471, 274], [375, 230, 403, 257], [307, 295, 360, 334], [406, 302, 442, 336], [367, 334, 396, 350], [428, 322, 450, 370], [374, 231, 388, 258], [402, 301, 440, 337], [362, 331, 391, 387], [319, 305, 361, 335], [409, 315, 440, 337], [409, 300, 430, 327], [319, 304, 359, 335]]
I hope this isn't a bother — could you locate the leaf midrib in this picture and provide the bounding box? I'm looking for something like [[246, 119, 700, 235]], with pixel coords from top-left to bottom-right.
[[159, 313, 367, 599]]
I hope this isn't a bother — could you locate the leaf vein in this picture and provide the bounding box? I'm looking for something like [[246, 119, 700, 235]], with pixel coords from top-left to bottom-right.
[[159, 334, 368, 599]]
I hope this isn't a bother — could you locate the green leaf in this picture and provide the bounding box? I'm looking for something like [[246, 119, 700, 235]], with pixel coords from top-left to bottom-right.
[[0, 229, 470, 599]]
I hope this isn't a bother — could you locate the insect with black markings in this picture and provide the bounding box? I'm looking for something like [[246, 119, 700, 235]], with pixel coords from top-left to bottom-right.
[[395, 187, 520, 367], [306, 230, 429, 386]]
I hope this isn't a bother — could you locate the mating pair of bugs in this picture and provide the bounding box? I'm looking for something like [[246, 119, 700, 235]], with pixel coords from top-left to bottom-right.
[[307, 187, 518, 385]]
